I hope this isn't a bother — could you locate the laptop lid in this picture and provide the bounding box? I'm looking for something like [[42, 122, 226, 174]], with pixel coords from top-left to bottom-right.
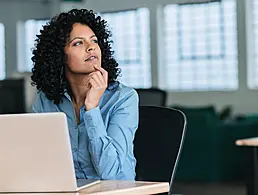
[[0, 112, 78, 192]]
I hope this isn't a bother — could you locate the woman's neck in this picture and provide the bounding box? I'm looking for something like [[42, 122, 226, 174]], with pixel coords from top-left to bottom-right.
[[67, 74, 89, 108]]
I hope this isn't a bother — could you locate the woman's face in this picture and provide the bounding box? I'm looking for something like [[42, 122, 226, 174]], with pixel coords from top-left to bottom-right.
[[64, 23, 102, 74]]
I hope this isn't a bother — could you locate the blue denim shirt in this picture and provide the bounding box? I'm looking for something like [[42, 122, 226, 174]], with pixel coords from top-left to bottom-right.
[[32, 82, 139, 180]]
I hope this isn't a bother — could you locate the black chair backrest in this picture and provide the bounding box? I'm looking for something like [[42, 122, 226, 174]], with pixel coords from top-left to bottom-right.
[[134, 106, 186, 195], [0, 78, 25, 114], [135, 88, 167, 106]]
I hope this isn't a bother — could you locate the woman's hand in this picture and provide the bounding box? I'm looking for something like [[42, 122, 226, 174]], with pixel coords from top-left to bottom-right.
[[84, 66, 108, 110]]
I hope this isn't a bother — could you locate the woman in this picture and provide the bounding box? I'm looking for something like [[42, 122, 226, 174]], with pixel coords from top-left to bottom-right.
[[31, 9, 139, 180]]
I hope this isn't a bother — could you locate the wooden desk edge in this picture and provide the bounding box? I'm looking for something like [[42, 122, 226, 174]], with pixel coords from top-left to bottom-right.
[[84, 181, 169, 195]]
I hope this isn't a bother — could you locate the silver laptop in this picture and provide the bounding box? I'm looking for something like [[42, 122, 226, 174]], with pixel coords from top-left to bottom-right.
[[0, 112, 100, 192]]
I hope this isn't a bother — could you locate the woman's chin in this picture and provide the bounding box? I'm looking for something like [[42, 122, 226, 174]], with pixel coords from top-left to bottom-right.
[[87, 66, 99, 73]]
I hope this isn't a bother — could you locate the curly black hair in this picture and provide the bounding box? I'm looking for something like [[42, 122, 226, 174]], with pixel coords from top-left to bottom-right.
[[31, 9, 121, 104]]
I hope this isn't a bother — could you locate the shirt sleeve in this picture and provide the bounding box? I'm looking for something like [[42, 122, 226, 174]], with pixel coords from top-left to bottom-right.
[[83, 89, 139, 179]]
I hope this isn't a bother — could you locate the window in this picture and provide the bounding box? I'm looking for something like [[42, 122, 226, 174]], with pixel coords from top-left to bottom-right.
[[18, 19, 49, 72], [101, 8, 151, 88], [163, 0, 238, 91], [249, 0, 258, 89], [0, 23, 5, 80]]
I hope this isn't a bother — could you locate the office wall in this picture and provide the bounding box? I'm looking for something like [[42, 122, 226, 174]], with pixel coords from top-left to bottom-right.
[[0, 0, 59, 78], [61, 0, 258, 115]]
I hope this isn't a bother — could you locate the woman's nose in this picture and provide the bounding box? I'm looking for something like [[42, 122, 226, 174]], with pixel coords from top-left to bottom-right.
[[86, 43, 95, 52]]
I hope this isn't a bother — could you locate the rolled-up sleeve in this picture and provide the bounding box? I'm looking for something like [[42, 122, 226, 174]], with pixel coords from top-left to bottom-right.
[[83, 90, 139, 179]]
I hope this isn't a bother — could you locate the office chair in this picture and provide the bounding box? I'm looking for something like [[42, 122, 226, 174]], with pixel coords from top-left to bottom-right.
[[134, 106, 186, 195], [0, 79, 26, 114], [135, 88, 167, 106]]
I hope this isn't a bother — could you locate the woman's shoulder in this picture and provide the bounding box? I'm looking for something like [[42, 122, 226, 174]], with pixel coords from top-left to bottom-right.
[[103, 81, 138, 110], [32, 90, 54, 112], [107, 81, 138, 99], [34, 90, 50, 102]]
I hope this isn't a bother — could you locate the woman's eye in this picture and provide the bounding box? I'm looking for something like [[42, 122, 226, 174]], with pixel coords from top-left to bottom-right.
[[92, 39, 98, 44], [73, 41, 83, 46]]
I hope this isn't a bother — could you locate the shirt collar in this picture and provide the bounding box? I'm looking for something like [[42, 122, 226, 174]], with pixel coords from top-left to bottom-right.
[[64, 91, 72, 102], [107, 81, 119, 90]]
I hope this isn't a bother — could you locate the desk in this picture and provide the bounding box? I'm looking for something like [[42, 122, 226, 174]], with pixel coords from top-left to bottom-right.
[[236, 137, 258, 195], [1, 180, 169, 195], [81, 180, 169, 195]]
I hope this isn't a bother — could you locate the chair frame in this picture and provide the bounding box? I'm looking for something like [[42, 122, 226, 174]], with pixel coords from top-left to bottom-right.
[[168, 107, 186, 195], [135, 106, 187, 195]]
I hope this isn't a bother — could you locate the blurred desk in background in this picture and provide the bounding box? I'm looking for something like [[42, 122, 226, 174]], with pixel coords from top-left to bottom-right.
[[236, 137, 258, 195], [236, 137, 258, 146]]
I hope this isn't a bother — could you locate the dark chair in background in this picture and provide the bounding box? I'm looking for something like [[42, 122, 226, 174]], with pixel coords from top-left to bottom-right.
[[135, 88, 167, 106], [134, 106, 186, 195], [0, 78, 25, 114]]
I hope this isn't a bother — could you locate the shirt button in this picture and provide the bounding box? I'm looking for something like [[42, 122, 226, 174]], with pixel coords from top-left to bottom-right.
[[73, 148, 78, 152]]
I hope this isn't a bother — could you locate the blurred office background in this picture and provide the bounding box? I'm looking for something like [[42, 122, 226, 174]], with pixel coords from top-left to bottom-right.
[[0, 0, 257, 194]]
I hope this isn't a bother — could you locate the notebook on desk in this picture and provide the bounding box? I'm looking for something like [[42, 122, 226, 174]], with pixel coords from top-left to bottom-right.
[[0, 112, 100, 192]]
